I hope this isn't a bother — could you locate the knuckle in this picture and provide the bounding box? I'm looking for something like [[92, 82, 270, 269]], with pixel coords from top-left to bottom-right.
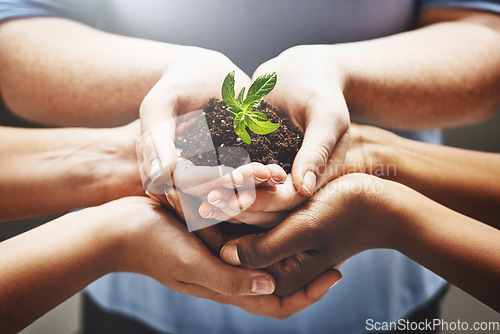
[[220, 275, 241, 296]]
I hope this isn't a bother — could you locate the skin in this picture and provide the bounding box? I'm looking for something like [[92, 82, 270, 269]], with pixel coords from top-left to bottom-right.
[[0, 121, 143, 222], [252, 7, 500, 195], [0, 196, 342, 334], [0, 4, 498, 327], [2, 8, 499, 195], [220, 173, 500, 311], [208, 123, 500, 229], [0, 125, 340, 333]]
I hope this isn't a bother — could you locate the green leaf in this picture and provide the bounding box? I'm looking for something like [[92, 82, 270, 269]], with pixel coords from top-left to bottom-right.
[[234, 115, 251, 144], [243, 95, 264, 110], [246, 117, 280, 135], [236, 87, 245, 108], [221, 71, 242, 112], [249, 111, 268, 121], [244, 72, 277, 109], [226, 106, 239, 117]]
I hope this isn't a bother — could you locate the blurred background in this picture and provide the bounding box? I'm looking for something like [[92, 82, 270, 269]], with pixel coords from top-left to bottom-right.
[[0, 100, 499, 333]]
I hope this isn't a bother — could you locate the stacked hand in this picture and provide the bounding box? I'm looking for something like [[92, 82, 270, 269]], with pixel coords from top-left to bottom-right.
[[135, 45, 359, 315], [102, 196, 342, 319]]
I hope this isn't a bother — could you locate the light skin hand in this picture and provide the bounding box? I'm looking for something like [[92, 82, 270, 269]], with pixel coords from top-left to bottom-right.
[[138, 48, 251, 191], [252, 46, 351, 198]]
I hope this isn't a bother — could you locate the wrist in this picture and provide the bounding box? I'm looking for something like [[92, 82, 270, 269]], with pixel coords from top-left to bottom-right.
[[79, 127, 143, 204], [77, 200, 144, 275], [347, 124, 403, 181], [347, 175, 402, 250]]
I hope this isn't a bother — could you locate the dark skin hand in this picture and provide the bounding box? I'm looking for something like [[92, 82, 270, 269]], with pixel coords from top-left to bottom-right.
[[218, 173, 500, 311], [159, 179, 340, 297]]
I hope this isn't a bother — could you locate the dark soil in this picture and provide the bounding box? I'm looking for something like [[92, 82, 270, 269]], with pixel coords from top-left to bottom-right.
[[175, 98, 303, 173]]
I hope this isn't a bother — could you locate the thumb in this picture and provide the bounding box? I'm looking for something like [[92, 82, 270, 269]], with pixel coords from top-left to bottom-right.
[[220, 217, 316, 269], [138, 86, 179, 192], [292, 97, 349, 197]]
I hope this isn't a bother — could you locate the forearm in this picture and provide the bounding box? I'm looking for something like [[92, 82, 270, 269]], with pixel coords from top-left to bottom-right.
[[391, 137, 500, 226], [0, 17, 190, 126], [384, 184, 500, 311], [0, 208, 118, 333], [0, 125, 142, 222], [337, 8, 500, 128], [350, 124, 500, 226]]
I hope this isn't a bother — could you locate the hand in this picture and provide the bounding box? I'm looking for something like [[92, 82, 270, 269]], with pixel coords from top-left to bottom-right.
[[193, 221, 342, 305], [252, 45, 350, 197], [219, 173, 393, 296], [95, 197, 341, 318], [150, 161, 287, 231], [138, 47, 251, 191], [199, 123, 401, 228]]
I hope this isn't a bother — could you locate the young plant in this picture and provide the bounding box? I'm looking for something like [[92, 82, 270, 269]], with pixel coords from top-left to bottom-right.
[[221, 71, 280, 144]]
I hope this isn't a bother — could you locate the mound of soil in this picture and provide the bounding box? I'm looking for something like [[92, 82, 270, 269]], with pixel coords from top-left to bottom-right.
[[175, 98, 303, 173]]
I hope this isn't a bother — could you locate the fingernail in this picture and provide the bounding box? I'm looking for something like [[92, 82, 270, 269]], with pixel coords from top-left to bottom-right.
[[254, 176, 269, 183], [302, 171, 316, 197], [220, 244, 241, 265], [228, 200, 240, 212], [270, 177, 285, 185], [330, 278, 341, 290], [200, 210, 213, 219], [252, 276, 275, 295], [207, 197, 222, 205]]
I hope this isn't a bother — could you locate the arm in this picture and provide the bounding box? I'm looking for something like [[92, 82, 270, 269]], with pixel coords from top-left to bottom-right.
[[0, 17, 255, 190], [0, 197, 340, 333], [220, 174, 500, 310], [342, 7, 500, 128], [0, 122, 142, 222], [252, 7, 500, 194], [345, 123, 500, 227], [0, 17, 181, 126]]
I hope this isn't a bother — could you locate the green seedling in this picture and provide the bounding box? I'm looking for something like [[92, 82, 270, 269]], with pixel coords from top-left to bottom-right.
[[221, 71, 280, 144]]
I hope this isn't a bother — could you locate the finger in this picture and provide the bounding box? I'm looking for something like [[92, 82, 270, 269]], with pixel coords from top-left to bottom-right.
[[173, 163, 244, 196], [291, 98, 349, 197], [233, 162, 271, 187], [265, 164, 287, 186], [226, 177, 305, 212], [278, 268, 342, 315], [176, 268, 340, 319], [138, 118, 178, 190], [186, 253, 276, 296], [220, 213, 319, 268], [227, 211, 287, 228], [202, 203, 286, 228], [320, 130, 350, 185]]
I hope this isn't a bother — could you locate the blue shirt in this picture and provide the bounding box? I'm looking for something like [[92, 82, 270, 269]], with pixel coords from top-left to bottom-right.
[[1, 1, 499, 333]]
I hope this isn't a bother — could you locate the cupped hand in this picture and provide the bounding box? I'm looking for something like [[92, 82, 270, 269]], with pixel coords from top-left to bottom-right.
[[200, 123, 401, 228], [219, 173, 392, 296], [98, 196, 340, 318], [252, 45, 351, 197], [137, 47, 251, 192]]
